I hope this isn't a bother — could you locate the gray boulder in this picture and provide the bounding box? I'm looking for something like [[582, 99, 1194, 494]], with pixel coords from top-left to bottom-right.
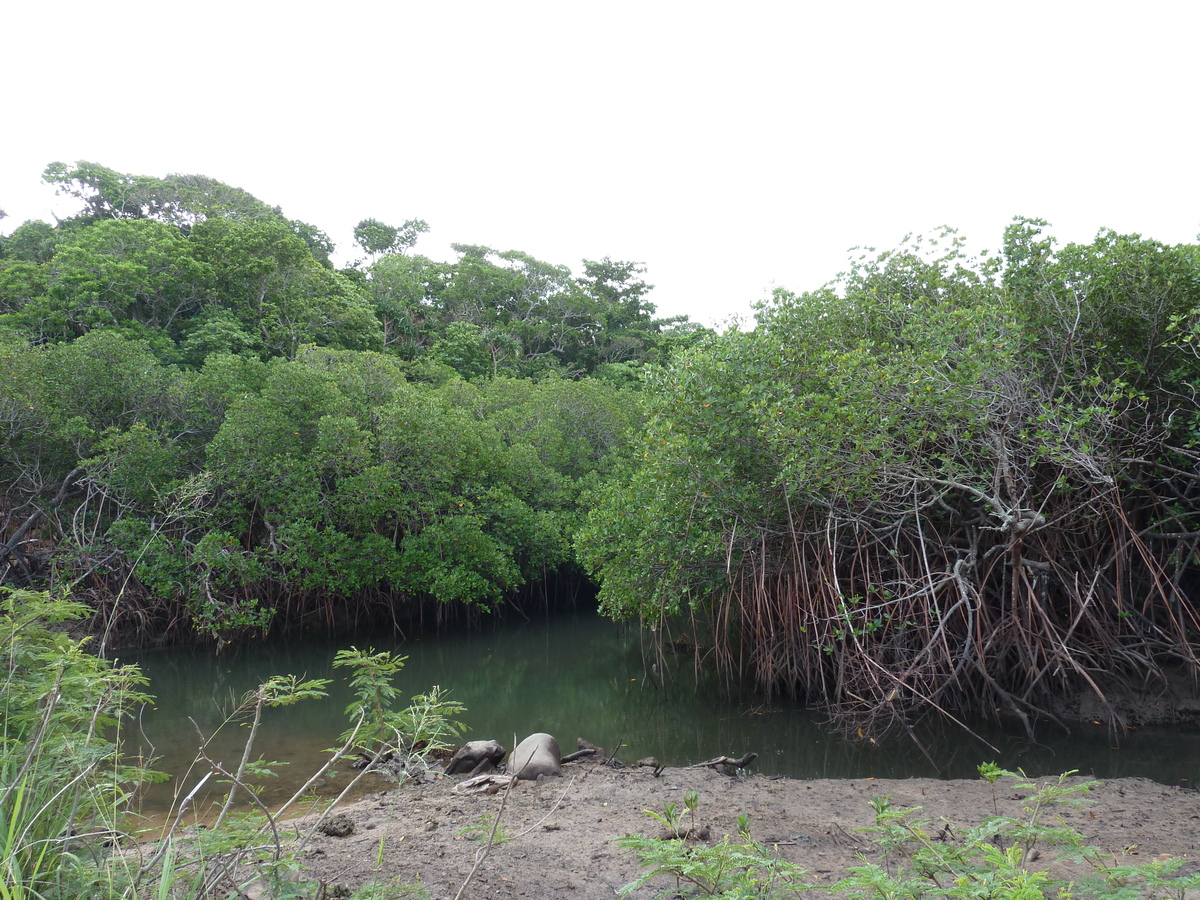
[[509, 732, 561, 779], [446, 740, 506, 776]]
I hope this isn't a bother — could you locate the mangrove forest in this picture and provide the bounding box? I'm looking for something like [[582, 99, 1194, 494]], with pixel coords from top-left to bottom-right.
[[5, 161, 1200, 738]]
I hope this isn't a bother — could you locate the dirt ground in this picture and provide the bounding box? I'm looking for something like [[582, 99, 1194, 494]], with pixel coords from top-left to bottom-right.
[[290, 755, 1200, 899]]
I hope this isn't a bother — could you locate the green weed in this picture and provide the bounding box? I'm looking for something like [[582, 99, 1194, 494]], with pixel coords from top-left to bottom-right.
[[834, 765, 1200, 900], [456, 814, 511, 844], [616, 794, 808, 899]]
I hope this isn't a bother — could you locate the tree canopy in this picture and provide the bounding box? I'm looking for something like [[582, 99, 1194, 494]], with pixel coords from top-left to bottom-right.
[[11, 159, 1197, 739], [0, 161, 704, 643], [579, 223, 1200, 736]]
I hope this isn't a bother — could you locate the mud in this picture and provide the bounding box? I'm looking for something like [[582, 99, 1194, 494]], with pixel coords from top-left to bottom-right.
[[291, 760, 1200, 899]]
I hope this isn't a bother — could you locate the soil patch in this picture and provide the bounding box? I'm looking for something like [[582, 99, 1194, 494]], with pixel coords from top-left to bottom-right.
[[1061, 667, 1200, 728], [291, 761, 1200, 898]]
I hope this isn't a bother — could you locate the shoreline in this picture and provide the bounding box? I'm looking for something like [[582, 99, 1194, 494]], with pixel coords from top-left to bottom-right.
[[272, 762, 1200, 898]]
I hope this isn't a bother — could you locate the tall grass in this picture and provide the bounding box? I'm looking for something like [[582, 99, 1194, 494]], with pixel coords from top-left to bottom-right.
[[1, 589, 460, 899], [0, 589, 159, 899]]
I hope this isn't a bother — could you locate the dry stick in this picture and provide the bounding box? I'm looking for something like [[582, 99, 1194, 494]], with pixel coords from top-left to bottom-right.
[[14, 756, 106, 862], [0, 467, 82, 566], [913, 501, 958, 684], [453, 759, 523, 900], [297, 739, 394, 851], [1021, 570, 1102, 701], [214, 693, 266, 830], [190, 719, 284, 860], [0, 677, 62, 810], [689, 753, 758, 770], [220, 711, 370, 894], [137, 770, 214, 878], [63, 678, 119, 842], [860, 652, 998, 755], [271, 711, 365, 827], [126, 701, 159, 813], [1125, 507, 1200, 658], [452, 745, 562, 900], [559, 748, 596, 764], [514, 773, 576, 838]]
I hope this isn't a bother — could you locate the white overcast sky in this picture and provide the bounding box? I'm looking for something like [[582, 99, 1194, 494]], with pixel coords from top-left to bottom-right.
[[2, 1, 1197, 326]]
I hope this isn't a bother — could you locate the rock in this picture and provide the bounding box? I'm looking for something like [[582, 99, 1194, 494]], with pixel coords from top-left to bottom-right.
[[446, 739, 506, 776], [318, 814, 355, 837], [510, 732, 561, 780]]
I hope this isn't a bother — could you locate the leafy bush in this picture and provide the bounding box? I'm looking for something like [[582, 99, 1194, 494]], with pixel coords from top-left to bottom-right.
[[835, 764, 1200, 900], [581, 224, 1200, 738], [617, 766, 1200, 900], [616, 793, 807, 899], [0, 589, 160, 899], [0, 589, 460, 899], [333, 647, 467, 771]]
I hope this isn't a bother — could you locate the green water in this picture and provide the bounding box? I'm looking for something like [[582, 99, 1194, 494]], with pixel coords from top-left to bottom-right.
[[124, 609, 1200, 815]]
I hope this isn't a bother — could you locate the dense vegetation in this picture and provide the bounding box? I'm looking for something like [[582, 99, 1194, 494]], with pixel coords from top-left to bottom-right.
[[0, 162, 705, 644], [6, 159, 1200, 739], [0, 590, 466, 899], [580, 223, 1200, 736]]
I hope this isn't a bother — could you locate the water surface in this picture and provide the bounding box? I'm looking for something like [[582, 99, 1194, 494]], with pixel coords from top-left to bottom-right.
[[125, 609, 1200, 816]]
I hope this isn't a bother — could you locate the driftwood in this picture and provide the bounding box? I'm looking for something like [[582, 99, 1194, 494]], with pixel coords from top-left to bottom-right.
[[560, 737, 623, 765], [634, 757, 666, 777], [574, 737, 627, 768], [689, 752, 758, 775], [453, 773, 514, 795], [560, 748, 597, 763], [577, 738, 604, 754]]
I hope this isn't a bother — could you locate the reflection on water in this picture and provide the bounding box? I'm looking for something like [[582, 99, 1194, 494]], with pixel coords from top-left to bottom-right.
[[123, 609, 1200, 816]]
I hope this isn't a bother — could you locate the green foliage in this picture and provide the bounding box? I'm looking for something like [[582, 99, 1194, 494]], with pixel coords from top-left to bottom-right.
[[619, 770, 1200, 900], [190, 216, 383, 358], [0, 594, 459, 899], [643, 790, 702, 840], [834, 767, 1200, 900], [456, 814, 511, 844], [0, 589, 160, 899], [44, 160, 274, 227], [360, 239, 693, 378], [1, 158, 660, 647], [428, 321, 492, 380], [580, 222, 1200, 736], [353, 217, 429, 258], [333, 647, 466, 765], [0, 219, 61, 265], [616, 796, 808, 899]]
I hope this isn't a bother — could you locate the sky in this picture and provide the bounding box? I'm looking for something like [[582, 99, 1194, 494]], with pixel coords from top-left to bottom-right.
[[2, 1, 1197, 327]]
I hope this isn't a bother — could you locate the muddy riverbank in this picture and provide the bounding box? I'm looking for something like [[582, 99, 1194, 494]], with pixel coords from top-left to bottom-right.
[[281, 760, 1199, 898]]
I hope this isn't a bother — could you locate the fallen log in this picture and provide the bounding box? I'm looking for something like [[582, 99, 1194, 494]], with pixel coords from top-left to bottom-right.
[[688, 752, 758, 775], [634, 757, 666, 777], [560, 748, 597, 763]]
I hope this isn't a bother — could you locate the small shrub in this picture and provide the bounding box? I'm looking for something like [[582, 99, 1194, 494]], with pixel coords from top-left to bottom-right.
[[616, 795, 808, 899], [333, 647, 467, 774], [456, 815, 510, 845], [834, 765, 1200, 900], [0, 589, 161, 899]]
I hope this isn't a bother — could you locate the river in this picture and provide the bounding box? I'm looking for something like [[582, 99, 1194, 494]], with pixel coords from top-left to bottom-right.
[[123, 608, 1200, 817]]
